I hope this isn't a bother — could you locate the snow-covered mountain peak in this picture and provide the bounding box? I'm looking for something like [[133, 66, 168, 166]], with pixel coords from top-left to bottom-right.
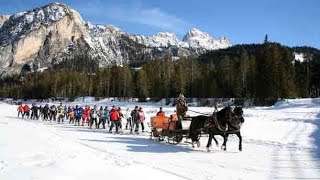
[[86, 23, 124, 37], [181, 28, 231, 50], [3, 2, 72, 30], [155, 32, 177, 39], [153, 32, 179, 46], [182, 28, 213, 42], [32, 2, 71, 22], [104, 25, 123, 34], [218, 36, 231, 48]]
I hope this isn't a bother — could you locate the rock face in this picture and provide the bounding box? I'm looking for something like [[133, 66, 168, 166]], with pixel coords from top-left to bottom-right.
[[0, 3, 231, 75], [0, 3, 88, 75], [0, 15, 10, 28]]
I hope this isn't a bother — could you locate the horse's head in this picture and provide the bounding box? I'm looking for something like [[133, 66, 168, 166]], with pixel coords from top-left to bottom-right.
[[233, 106, 244, 123], [234, 106, 243, 116], [217, 106, 233, 119]]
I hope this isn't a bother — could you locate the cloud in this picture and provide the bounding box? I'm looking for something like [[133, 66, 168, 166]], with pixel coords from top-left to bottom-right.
[[105, 5, 190, 33]]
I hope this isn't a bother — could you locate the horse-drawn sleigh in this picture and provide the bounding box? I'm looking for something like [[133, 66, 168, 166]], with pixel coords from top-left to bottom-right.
[[149, 114, 192, 144], [149, 106, 245, 152]]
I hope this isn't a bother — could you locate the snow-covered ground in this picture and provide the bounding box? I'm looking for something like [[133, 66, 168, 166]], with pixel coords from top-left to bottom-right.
[[0, 99, 319, 180]]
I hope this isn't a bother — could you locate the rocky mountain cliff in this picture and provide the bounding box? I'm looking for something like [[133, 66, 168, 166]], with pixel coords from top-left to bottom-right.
[[0, 15, 10, 28], [0, 3, 231, 75]]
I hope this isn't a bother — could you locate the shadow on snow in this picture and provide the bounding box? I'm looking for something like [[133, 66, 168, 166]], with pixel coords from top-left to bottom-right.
[[80, 136, 194, 153], [311, 99, 320, 163]]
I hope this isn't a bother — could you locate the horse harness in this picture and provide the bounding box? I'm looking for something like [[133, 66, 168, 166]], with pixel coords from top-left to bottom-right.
[[203, 112, 242, 134]]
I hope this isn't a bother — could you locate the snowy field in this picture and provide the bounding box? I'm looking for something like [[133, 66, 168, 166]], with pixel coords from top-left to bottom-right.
[[0, 99, 319, 180]]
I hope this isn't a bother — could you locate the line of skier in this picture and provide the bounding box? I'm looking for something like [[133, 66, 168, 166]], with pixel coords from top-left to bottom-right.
[[17, 103, 147, 134]]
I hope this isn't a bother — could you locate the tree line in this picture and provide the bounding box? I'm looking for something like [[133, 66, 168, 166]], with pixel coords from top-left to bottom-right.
[[0, 42, 319, 100]]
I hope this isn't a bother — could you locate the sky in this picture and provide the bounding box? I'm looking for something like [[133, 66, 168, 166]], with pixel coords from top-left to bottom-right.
[[0, 0, 319, 48]]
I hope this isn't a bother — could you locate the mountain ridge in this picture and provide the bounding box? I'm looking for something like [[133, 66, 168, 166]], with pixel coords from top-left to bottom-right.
[[0, 2, 231, 75]]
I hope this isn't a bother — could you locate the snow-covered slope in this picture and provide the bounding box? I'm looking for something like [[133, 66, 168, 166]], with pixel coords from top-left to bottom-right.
[[0, 98, 319, 179], [0, 3, 231, 75]]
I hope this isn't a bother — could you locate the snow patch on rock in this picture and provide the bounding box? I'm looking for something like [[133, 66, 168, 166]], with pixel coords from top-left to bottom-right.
[[294, 52, 306, 62]]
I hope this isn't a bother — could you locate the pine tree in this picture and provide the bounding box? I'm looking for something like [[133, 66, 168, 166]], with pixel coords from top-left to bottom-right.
[[136, 67, 150, 99], [163, 53, 174, 97], [239, 50, 249, 97], [279, 48, 295, 97], [217, 56, 235, 97], [172, 56, 188, 95], [264, 34, 269, 44], [248, 55, 257, 98], [120, 64, 134, 97]]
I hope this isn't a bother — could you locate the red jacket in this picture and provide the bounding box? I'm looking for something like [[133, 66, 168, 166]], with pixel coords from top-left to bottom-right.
[[84, 107, 90, 118], [18, 105, 24, 112], [110, 109, 119, 121], [23, 105, 30, 112]]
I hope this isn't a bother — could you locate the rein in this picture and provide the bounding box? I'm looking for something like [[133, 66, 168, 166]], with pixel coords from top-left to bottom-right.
[[188, 109, 212, 116]]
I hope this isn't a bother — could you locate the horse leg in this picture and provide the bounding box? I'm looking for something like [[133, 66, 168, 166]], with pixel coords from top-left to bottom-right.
[[190, 133, 197, 148], [221, 134, 228, 151], [236, 132, 242, 151], [191, 139, 200, 148], [212, 136, 219, 147], [196, 132, 201, 148], [206, 132, 213, 152]]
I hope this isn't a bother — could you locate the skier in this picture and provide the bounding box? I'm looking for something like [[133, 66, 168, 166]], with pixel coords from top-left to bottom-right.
[[109, 106, 120, 133], [23, 104, 30, 119], [82, 105, 91, 126], [104, 106, 110, 126], [90, 105, 99, 129], [125, 108, 132, 130], [17, 104, 24, 118], [68, 108, 75, 124], [138, 107, 146, 133], [43, 104, 50, 121], [67, 106, 72, 121], [57, 103, 65, 123], [39, 105, 44, 119], [131, 106, 140, 133], [74, 105, 83, 126], [118, 107, 124, 130], [98, 106, 106, 129], [30, 103, 39, 120], [50, 105, 57, 121], [64, 105, 68, 120]]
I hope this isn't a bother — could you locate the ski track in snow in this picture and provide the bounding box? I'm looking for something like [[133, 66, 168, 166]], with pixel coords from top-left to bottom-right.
[[0, 99, 320, 180]]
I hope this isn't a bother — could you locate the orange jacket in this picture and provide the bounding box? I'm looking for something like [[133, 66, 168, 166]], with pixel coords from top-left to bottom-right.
[[69, 111, 75, 118]]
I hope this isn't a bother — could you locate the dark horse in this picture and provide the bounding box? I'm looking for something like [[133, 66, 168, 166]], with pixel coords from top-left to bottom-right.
[[188, 115, 219, 148], [189, 106, 244, 152]]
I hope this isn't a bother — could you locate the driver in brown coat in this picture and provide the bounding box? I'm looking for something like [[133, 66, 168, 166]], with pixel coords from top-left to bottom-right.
[[176, 94, 188, 129]]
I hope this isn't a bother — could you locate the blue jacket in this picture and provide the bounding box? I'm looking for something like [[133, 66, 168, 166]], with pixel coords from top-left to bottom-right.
[[75, 107, 83, 116], [104, 110, 110, 118]]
